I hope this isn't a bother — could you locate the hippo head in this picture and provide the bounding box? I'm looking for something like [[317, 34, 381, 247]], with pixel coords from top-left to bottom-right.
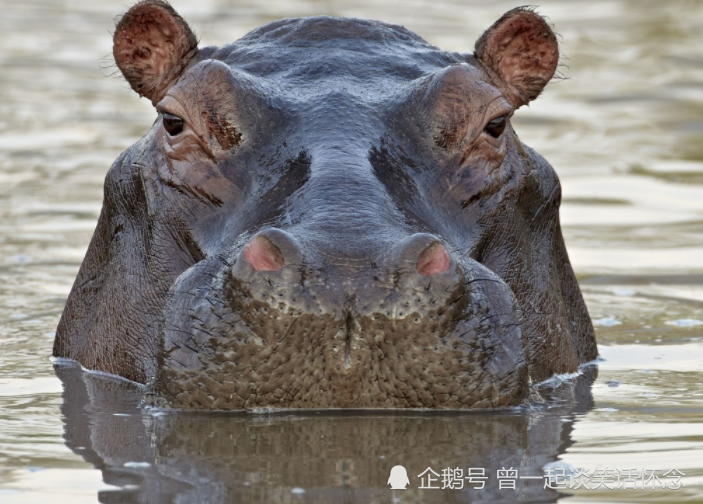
[[53, 1, 597, 410]]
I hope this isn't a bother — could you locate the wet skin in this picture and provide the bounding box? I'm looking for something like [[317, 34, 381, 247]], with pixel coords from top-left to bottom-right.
[[53, 1, 597, 410]]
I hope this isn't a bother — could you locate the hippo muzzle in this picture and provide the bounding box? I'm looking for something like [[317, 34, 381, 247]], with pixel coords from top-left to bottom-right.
[[53, 1, 597, 410], [156, 227, 525, 409]]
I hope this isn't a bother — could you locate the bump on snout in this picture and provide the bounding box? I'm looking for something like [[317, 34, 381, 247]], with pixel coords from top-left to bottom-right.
[[237, 228, 303, 274], [385, 233, 454, 278], [243, 236, 284, 272], [417, 241, 451, 276]]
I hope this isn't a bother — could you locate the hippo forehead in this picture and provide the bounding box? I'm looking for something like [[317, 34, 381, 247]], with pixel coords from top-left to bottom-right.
[[207, 17, 466, 93]]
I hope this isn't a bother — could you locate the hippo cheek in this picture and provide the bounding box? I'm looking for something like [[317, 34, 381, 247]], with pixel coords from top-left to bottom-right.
[[148, 243, 527, 410]]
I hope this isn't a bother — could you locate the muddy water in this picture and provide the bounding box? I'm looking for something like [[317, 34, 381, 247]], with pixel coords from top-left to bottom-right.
[[1, 0, 702, 502]]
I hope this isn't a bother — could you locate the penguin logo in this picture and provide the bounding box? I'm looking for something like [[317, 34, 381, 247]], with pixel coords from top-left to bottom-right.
[[387, 465, 409, 489]]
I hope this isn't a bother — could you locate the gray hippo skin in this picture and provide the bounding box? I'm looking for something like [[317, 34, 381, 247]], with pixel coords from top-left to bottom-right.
[[53, 0, 597, 410]]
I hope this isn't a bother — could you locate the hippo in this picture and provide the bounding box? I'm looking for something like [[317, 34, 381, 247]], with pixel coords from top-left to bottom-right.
[[53, 0, 597, 410]]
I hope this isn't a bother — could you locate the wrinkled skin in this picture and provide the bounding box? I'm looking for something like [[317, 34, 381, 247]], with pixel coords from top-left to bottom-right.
[[53, 1, 597, 410]]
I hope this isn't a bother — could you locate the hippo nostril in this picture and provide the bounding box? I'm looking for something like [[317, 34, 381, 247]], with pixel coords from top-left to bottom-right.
[[381, 233, 455, 278], [243, 236, 284, 272], [417, 241, 451, 276], [236, 228, 304, 277]]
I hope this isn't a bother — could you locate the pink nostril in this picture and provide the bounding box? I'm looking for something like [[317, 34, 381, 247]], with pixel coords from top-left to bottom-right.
[[416, 242, 451, 276], [243, 236, 284, 272]]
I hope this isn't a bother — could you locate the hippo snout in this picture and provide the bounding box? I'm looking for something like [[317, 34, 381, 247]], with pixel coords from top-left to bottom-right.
[[229, 229, 466, 339], [151, 228, 527, 410], [238, 229, 451, 276]]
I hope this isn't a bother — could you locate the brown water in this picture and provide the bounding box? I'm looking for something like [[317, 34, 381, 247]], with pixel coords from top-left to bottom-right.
[[1, 0, 702, 502]]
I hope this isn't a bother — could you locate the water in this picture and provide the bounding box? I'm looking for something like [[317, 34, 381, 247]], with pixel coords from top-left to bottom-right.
[[1, 0, 703, 502]]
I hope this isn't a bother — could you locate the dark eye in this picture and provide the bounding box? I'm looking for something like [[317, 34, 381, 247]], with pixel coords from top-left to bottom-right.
[[163, 113, 184, 136], [484, 115, 507, 138]]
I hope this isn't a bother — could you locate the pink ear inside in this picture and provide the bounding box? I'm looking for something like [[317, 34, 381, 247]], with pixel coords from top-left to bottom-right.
[[243, 236, 285, 272], [416, 242, 451, 276], [473, 8, 559, 107], [113, 0, 198, 104]]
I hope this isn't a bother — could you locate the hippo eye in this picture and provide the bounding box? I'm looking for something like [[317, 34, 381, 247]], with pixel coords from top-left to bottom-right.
[[484, 115, 507, 138], [163, 113, 184, 136]]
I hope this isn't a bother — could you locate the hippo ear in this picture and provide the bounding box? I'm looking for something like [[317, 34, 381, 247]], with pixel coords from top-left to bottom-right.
[[474, 8, 559, 108], [113, 0, 199, 106]]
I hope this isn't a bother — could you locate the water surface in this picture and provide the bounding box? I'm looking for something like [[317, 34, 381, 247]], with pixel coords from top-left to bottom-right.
[[1, 0, 702, 502]]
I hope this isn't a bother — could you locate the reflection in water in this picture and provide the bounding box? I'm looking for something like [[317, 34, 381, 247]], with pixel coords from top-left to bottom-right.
[[55, 361, 596, 503], [2, 0, 703, 501]]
